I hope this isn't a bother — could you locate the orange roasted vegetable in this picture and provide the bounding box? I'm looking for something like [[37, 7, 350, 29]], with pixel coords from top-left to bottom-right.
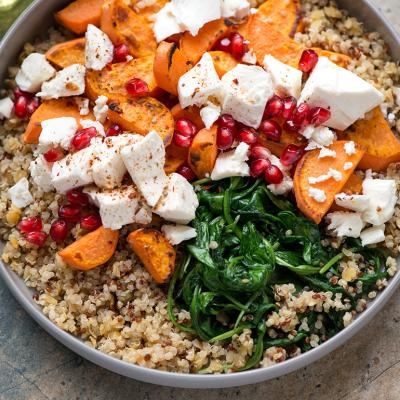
[[165, 143, 188, 174], [258, 130, 307, 157], [127, 229, 176, 284], [130, 0, 167, 20], [330, 174, 363, 212], [59, 227, 119, 270], [46, 38, 86, 69], [209, 51, 239, 78], [171, 104, 204, 129]]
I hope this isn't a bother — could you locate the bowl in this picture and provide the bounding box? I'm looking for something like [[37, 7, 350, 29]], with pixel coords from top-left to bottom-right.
[[1, 0, 399, 389]]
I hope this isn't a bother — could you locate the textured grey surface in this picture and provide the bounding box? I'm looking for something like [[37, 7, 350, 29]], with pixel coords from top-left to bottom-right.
[[1, 0, 400, 399]]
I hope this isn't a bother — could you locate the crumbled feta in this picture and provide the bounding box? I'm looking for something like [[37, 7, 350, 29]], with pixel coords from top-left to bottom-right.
[[343, 162, 353, 170], [221, 0, 250, 19], [242, 50, 257, 65], [318, 147, 337, 159], [153, 3, 182, 42], [327, 211, 364, 238], [299, 57, 384, 130], [335, 193, 370, 212], [211, 142, 250, 180], [38, 64, 86, 99], [360, 225, 385, 246], [220, 64, 274, 128], [304, 126, 336, 150], [329, 168, 343, 182], [85, 24, 114, 71], [15, 53, 56, 93], [38, 117, 78, 151], [7, 178, 34, 208], [268, 174, 293, 196], [29, 155, 54, 192], [93, 95, 109, 123], [161, 224, 197, 245], [308, 173, 331, 184], [308, 187, 327, 203], [178, 52, 222, 109], [80, 119, 105, 136], [200, 102, 221, 129], [263, 55, 303, 98], [344, 141, 356, 155], [0, 97, 14, 119], [75, 97, 90, 116]]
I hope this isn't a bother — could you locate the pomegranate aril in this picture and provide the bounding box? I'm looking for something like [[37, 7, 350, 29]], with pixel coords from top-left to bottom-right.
[[310, 107, 331, 126], [106, 123, 123, 137], [299, 49, 319, 73], [14, 96, 28, 119], [218, 114, 237, 130], [71, 127, 98, 151], [282, 96, 297, 120], [58, 204, 82, 222], [18, 217, 43, 234], [80, 213, 102, 231], [13, 87, 30, 99], [26, 97, 40, 116], [293, 103, 311, 126], [25, 231, 48, 247], [43, 148, 64, 163], [125, 78, 149, 96], [50, 219, 69, 243], [259, 120, 282, 142], [264, 95, 284, 118], [230, 33, 246, 59], [265, 165, 284, 184], [214, 37, 231, 53], [176, 118, 197, 137], [250, 159, 271, 178], [250, 144, 270, 160], [239, 127, 258, 145], [217, 126, 234, 150], [177, 165, 197, 182], [280, 144, 304, 167], [113, 44, 130, 62], [66, 189, 89, 207], [283, 119, 300, 133], [174, 132, 192, 148]]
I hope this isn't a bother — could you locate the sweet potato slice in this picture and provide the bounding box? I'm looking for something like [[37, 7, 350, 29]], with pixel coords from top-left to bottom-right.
[[154, 42, 192, 96], [340, 107, 400, 171], [59, 227, 119, 270], [294, 141, 365, 224], [46, 38, 86, 69], [23, 99, 94, 144], [330, 174, 363, 212], [165, 143, 188, 174], [127, 228, 176, 284], [258, 130, 307, 157], [130, 0, 168, 19], [209, 51, 239, 78], [101, 0, 156, 58], [171, 104, 204, 129], [188, 126, 218, 178], [55, 0, 104, 35], [107, 97, 174, 145]]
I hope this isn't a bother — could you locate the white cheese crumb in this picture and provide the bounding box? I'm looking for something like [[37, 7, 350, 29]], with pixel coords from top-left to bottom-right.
[[329, 168, 343, 182], [308, 187, 327, 203], [308, 168, 342, 184], [343, 162, 353, 171], [29, 155, 54, 192], [93, 95, 109, 123], [0, 97, 14, 119], [360, 225, 385, 246], [85, 24, 114, 71], [80, 119, 105, 137], [8, 178, 34, 208], [318, 147, 337, 159], [327, 211, 364, 238], [75, 97, 90, 116], [335, 193, 370, 212], [161, 225, 197, 245], [242, 50, 257, 65], [200, 102, 221, 129], [39, 117, 78, 151], [344, 141, 356, 155]]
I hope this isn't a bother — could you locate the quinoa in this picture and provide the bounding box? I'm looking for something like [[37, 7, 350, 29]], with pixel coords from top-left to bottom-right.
[[1, 0, 400, 373]]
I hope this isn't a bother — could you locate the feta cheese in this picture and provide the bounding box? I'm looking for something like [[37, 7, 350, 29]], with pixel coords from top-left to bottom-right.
[[80, 119, 105, 137], [211, 142, 250, 180], [360, 225, 385, 246], [268, 174, 293, 196], [308, 187, 326, 203], [344, 141, 356, 155], [93, 95, 109, 123], [75, 97, 90, 116], [15, 53, 56, 93], [161, 224, 197, 245], [327, 211, 364, 238], [0, 97, 14, 119], [299, 57, 384, 130], [304, 126, 336, 150], [308, 173, 331, 184], [242, 50, 257, 65], [38, 64, 86, 99], [154, 173, 199, 224], [263, 55, 302, 98], [329, 168, 343, 182], [121, 131, 168, 207], [318, 147, 337, 159], [200, 102, 221, 129], [221, 0, 251, 19], [362, 178, 397, 225], [178, 53, 222, 109], [343, 162, 353, 170], [335, 193, 370, 212], [85, 24, 114, 71], [38, 117, 78, 151], [153, 3, 182, 42], [29, 155, 54, 192], [8, 178, 34, 208], [220, 64, 274, 128]]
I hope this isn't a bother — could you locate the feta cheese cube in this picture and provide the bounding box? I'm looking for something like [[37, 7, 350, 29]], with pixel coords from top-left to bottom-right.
[[0, 97, 14, 119], [360, 225, 385, 246], [161, 224, 197, 245], [308, 187, 327, 203], [327, 211, 364, 238], [15, 53, 56, 93], [75, 97, 90, 116], [154, 173, 199, 224], [29, 155, 54, 192], [263, 55, 302, 98], [299, 57, 384, 130], [200, 102, 221, 129], [93, 95, 109, 123], [178, 53, 222, 109], [221, 0, 251, 19], [85, 24, 114, 71], [38, 117, 78, 151], [211, 142, 250, 180], [220, 64, 274, 128], [153, 3, 183, 42], [38, 64, 86, 100], [8, 178, 34, 208], [335, 193, 370, 212], [121, 131, 168, 207]]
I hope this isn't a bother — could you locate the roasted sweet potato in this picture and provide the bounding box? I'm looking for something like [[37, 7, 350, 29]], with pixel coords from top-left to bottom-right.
[[209, 51, 239, 78], [23, 99, 94, 144], [86, 55, 158, 100], [188, 126, 218, 178], [154, 42, 192, 96], [127, 228, 176, 284], [46, 38, 86, 69], [171, 104, 205, 129], [165, 143, 188, 174], [258, 130, 307, 157], [107, 97, 174, 145], [59, 227, 119, 270], [101, 0, 156, 58], [294, 141, 365, 224], [330, 174, 363, 212], [130, 0, 168, 19], [55, 0, 104, 34]]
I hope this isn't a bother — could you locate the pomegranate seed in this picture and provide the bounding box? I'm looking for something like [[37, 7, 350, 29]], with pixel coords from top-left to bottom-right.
[[264, 95, 284, 118], [26, 97, 40, 116], [280, 144, 304, 167], [58, 204, 81, 222], [259, 120, 282, 142], [293, 103, 311, 126], [173, 132, 192, 148], [230, 33, 246, 59], [239, 127, 258, 145], [218, 114, 237, 130], [250, 159, 271, 178], [176, 118, 197, 137], [80, 214, 102, 231], [310, 107, 331, 126], [177, 165, 197, 182], [214, 37, 231, 53], [250, 144, 270, 160], [113, 44, 130, 62], [18, 217, 43, 234], [282, 97, 297, 120], [265, 165, 284, 184], [14, 96, 28, 119], [66, 189, 89, 207], [125, 78, 149, 96], [299, 49, 319, 73], [217, 126, 234, 150], [25, 231, 48, 247], [13, 87, 30, 98], [283, 120, 300, 133], [50, 219, 69, 243], [106, 124, 123, 137], [43, 148, 64, 163], [71, 127, 98, 151]]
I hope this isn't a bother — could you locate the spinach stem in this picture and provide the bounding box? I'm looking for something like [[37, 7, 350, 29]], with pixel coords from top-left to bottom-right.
[[319, 252, 345, 275], [192, 177, 212, 186], [223, 189, 242, 239]]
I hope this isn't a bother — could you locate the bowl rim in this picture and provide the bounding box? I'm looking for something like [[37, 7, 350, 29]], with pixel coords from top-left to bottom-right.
[[1, 0, 400, 389]]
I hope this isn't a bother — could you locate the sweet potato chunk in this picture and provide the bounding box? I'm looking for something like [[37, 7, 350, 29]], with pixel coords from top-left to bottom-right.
[[59, 227, 119, 270], [209, 51, 239, 78], [165, 143, 188, 174], [46, 38, 86, 69], [55, 0, 104, 34], [130, 0, 167, 19], [127, 229, 176, 284], [330, 174, 363, 212], [258, 130, 307, 157], [171, 104, 205, 129], [294, 141, 365, 224], [101, 0, 156, 58], [107, 97, 174, 145]]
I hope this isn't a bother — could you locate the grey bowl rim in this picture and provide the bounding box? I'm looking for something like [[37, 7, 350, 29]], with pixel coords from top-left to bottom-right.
[[0, 0, 400, 389]]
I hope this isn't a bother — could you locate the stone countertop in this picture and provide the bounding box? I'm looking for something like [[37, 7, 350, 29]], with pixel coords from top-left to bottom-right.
[[1, 1, 400, 399]]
